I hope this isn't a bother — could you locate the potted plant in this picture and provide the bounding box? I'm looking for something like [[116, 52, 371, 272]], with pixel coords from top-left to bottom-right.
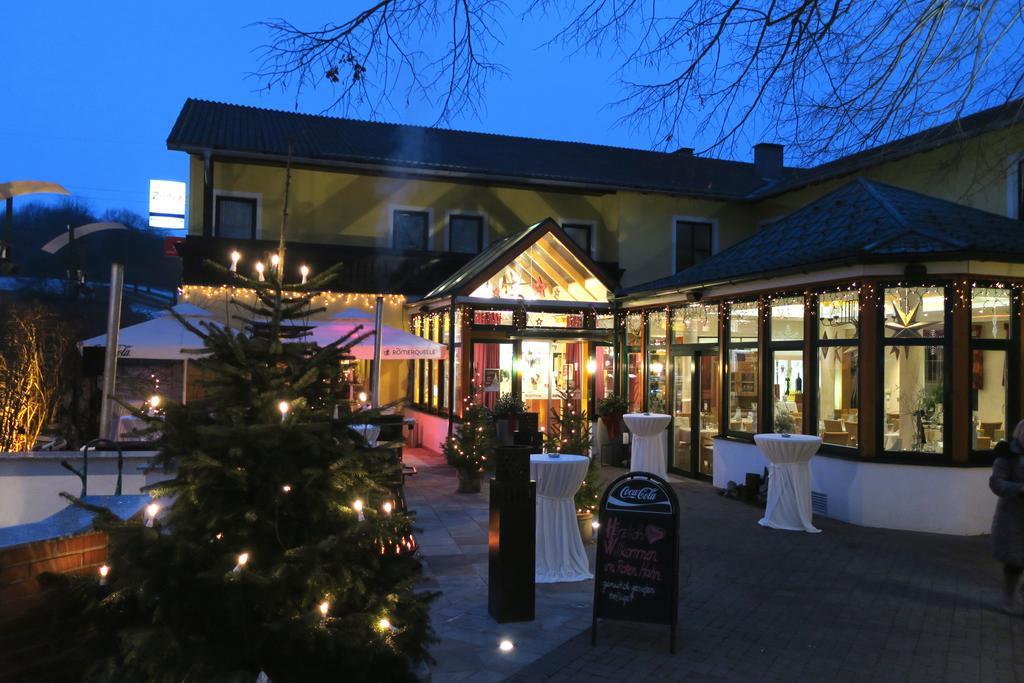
[[547, 390, 601, 542], [491, 393, 526, 446], [597, 396, 628, 440], [442, 400, 496, 493], [774, 402, 797, 434]]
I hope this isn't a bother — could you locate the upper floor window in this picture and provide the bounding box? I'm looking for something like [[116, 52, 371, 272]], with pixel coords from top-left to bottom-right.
[[393, 210, 429, 250], [449, 214, 484, 253], [674, 220, 714, 272], [215, 196, 257, 239], [561, 222, 593, 255]]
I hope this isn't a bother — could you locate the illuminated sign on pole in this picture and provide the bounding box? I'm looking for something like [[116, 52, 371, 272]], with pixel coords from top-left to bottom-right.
[[149, 180, 186, 230]]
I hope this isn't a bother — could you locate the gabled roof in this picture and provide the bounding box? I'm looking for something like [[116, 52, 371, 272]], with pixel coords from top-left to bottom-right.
[[421, 218, 618, 303], [622, 178, 1024, 296], [167, 99, 784, 199], [751, 98, 1024, 199]]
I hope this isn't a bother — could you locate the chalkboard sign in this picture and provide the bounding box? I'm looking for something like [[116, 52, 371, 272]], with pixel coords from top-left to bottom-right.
[[591, 472, 679, 652]]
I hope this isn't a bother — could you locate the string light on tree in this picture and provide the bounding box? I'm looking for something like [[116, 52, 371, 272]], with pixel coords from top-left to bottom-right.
[[382, 501, 393, 515], [255, 261, 265, 282], [353, 499, 365, 521], [278, 401, 290, 422], [98, 564, 110, 586], [318, 600, 330, 624], [300, 264, 310, 284], [145, 502, 160, 527], [230, 250, 241, 272], [282, 484, 292, 493], [233, 552, 249, 573], [271, 254, 280, 271]]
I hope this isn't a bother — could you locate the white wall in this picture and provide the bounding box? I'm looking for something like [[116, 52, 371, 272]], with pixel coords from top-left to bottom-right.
[[713, 438, 996, 535], [0, 451, 171, 527]]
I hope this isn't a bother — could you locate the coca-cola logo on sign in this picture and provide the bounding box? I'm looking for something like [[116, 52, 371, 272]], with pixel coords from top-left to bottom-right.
[[618, 485, 658, 502]]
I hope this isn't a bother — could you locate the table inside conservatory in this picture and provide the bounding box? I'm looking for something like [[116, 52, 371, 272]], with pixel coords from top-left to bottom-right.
[[529, 453, 592, 583], [754, 434, 822, 533], [624, 413, 671, 479]]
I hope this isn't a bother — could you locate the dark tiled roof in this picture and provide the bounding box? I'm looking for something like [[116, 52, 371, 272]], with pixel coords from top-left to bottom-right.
[[167, 99, 783, 199], [622, 178, 1024, 295], [752, 98, 1024, 198], [176, 237, 476, 295]]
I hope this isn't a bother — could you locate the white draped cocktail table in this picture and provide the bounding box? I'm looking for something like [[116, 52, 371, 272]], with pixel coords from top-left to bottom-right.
[[624, 412, 671, 479], [529, 453, 593, 583], [349, 424, 381, 447], [754, 433, 822, 533]]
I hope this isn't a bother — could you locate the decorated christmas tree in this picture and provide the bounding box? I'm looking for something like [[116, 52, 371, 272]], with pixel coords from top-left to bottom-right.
[[43, 245, 434, 681], [441, 397, 495, 493], [545, 390, 600, 514]]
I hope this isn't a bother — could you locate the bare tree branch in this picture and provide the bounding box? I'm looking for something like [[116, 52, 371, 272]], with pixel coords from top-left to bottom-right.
[[254, 0, 1024, 162]]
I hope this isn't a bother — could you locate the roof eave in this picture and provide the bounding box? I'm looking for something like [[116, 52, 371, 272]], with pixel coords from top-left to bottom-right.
[[165, 143, 755, 201], [619, 250, 1024, 302]]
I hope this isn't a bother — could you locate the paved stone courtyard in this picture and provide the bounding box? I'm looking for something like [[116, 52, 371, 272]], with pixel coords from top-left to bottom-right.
[[406, 450, 1024, 682]]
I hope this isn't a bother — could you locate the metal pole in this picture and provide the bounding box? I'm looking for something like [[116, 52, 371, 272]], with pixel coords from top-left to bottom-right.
[[182, 358, 189, 404], [1, 197, 12, 262], [371, 295, 384, 408], [99, 263, 125, 440]]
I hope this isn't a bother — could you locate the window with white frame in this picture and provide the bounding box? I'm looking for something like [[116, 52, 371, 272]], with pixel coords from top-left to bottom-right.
[[449, 214, 484, 253], [215, 196, 258, 239], [561, 222, 593, 255], [393, 210, 429, 250]]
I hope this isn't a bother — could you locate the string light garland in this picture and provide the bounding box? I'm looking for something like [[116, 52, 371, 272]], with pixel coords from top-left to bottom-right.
[[181, 285, 406, 308], [232, 552, 249, 573]]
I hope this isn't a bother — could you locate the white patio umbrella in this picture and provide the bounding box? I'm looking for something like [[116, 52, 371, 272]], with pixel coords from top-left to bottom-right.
[[79, 303, 213, 360], [304, 321, 447, 360]]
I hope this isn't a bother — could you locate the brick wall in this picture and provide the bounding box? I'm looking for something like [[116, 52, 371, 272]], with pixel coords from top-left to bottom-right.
[[0, 532, 108, 682]]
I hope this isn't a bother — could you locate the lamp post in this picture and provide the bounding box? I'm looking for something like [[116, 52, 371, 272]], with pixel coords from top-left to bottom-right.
[[98, 263, 125, 441], [0, 180, 70, 273], [371, 295, 384, 408]]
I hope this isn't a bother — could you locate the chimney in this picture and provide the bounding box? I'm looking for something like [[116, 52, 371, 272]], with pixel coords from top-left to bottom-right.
[[754, 143, 784, 180]]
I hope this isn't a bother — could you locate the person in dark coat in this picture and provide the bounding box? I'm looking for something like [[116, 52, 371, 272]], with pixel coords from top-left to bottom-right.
[[989, 419, 1024, 614]]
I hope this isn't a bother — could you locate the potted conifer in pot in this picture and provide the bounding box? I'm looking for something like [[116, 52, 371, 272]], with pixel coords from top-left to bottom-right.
[[442, 399, 496, 493], [491, 393, 526, 446], [546, 389, 600, 542]]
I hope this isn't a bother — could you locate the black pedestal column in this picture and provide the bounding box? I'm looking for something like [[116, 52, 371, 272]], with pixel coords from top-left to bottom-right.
[[487, 445, 535, 623]]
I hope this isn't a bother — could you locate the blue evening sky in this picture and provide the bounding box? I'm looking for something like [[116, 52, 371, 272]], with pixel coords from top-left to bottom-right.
[[2, 2, 713, 218]]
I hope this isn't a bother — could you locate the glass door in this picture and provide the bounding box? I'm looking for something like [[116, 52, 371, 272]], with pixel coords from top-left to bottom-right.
[[521, 339, 583, 434], [697, 353, 720, 477], [670, 349, 720, 477], [672, 356, 695, 473]]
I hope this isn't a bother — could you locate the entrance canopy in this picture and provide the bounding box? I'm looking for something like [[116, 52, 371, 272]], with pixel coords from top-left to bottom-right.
[[421, 218, 616, 304], [80, 303, 211, 360]]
